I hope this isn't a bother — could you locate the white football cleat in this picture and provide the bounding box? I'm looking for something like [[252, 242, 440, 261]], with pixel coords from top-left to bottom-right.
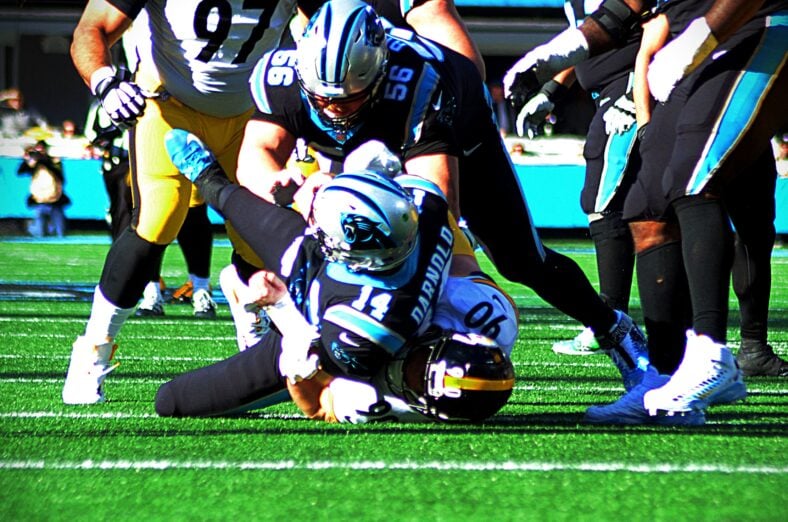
[[135, 281, 165, 317], [192, 288, 217, 319], [552, 326, 602, 356], [643, 330, 747, 414], [62, 336, 119, 405], [219, 265, 271, 351]]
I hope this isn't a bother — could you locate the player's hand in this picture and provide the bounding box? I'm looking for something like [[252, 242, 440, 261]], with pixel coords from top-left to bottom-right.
[[504, 27, 588, 110], [603, 94, 636, 135], [293, 171, 333, 221], [648, 17, 718, 102], [279, 345, 320, 384], [91, 67, 146, 130], [515, 92, 554, 138], [247, 270, 288, 308]]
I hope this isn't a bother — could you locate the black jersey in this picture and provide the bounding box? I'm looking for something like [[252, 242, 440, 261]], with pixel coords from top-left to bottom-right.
[[564, 0, 642, 93], [217, 173, 453, 380], [249, 25, 488, 164]]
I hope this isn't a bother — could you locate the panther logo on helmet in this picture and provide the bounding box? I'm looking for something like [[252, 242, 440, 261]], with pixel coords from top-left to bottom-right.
[[340, 213, 396, 250]]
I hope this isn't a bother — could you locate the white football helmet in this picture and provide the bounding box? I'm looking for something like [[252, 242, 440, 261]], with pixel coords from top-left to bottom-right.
[[296, 0, 388, 134], [311, 170, 418, 272]]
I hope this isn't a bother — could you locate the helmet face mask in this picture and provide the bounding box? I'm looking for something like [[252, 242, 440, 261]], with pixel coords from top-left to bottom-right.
[[296, 0, 389, 136], [393, 330, 516, 422], [311, 170, 418, 272]]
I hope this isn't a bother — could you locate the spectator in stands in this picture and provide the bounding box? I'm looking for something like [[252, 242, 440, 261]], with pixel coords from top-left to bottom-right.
[[488, 82, 514, 138], [0, 88, 46, 138], [17, 140, 70, 237]]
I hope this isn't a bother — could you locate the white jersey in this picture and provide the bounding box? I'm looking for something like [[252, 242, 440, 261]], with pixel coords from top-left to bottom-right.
[[120, 0, 298, 117], [433, 274, 519, 355]]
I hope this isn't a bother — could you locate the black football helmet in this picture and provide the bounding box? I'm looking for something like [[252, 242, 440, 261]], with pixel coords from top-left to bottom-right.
[[388, 329, 516, 422]]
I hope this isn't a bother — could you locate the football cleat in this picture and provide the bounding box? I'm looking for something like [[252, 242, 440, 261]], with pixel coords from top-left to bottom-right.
[[164, 129, 215, 182], [219, 265, 271, 351], [644, 330, 747, 414], [584, 368, 705, 426], [62, 336, 119, 405], [192, 288, 217, 320], [552, 327, 602, 356], [736, 340, 788, 377], [136, 280, 165, 317], [596, 311, 652, 391]]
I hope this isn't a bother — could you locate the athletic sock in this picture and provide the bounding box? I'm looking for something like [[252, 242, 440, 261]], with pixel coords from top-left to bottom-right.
[[635, 240, 691, 374]]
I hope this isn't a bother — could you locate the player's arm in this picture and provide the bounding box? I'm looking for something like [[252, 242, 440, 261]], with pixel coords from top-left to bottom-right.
[[405, 0, 486, 80], [237, 119, 303, 203], [71, 0, 134, 86], [403, 153, 459, 217], [633, 14, 668, 128], [646, 0, 766, 102]]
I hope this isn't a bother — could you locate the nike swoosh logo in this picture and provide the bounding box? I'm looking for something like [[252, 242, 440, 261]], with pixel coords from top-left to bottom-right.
[[463, 142, 482, 156], [339, 332, 360, 346], [432, 92, 443, 112]]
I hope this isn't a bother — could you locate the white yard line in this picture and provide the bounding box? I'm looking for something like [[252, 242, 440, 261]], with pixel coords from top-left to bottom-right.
[[0, 459, 784, 474]]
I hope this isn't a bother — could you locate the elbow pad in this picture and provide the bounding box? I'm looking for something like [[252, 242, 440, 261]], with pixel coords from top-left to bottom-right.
[[589, 0, 647, 44]]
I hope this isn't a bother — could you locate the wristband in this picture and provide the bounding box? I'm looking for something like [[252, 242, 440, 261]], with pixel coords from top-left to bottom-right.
[[541, 80, 569, 102], [90, 66, 117, 96]]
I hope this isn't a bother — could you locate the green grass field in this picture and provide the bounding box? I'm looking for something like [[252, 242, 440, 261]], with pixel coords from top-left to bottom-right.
[[0, 234, 785, 521]]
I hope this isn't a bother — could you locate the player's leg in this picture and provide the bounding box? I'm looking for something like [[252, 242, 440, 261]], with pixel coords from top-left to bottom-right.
[[63, 98, 193, 404], [555, 92, 637, 355], [460, 130, 651, 391], [155, 333, 288, 417], [644, 18, 787, 414], [725, 137, 786, 376], [176, 203, 216, 318]]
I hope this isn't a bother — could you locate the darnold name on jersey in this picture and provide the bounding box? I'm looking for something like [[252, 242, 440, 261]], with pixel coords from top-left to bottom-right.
[[411, 225, 453, 325]]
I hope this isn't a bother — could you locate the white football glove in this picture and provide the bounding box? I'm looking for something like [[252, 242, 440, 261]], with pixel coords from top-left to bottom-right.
[[91, 66, 146, 130], [515, 92, 554, 139], [264, 292, 321, 384], [345, 140, 402, 177], [503, 27, 589, 109], [278, 339, 320, 384], [647, 17, 718, 102], [602, 94, 637, 135]]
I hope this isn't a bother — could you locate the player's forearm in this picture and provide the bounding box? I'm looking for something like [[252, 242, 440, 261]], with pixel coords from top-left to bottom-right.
[[71, 25, 115, 87], [633, 14, 668, 127]]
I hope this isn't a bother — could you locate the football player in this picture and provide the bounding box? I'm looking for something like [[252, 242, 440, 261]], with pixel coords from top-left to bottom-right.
[[505, 0, 786, 422], [153, 129, 518, 422], [61, 0, 495, 406], [237, 0, 654, 394], [515, 1, 648, 361], [154, 130, 515, 422]]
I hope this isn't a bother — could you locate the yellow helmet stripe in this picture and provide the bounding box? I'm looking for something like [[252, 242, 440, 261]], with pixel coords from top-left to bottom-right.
[[443, 375, 515, 391]]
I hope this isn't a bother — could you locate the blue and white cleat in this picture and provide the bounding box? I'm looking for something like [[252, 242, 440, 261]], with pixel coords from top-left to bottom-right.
[[584, 368, 705, 426], [597, 311, 652, 391], [644, 330, 747, 415], [164, 129, 215, 182]]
